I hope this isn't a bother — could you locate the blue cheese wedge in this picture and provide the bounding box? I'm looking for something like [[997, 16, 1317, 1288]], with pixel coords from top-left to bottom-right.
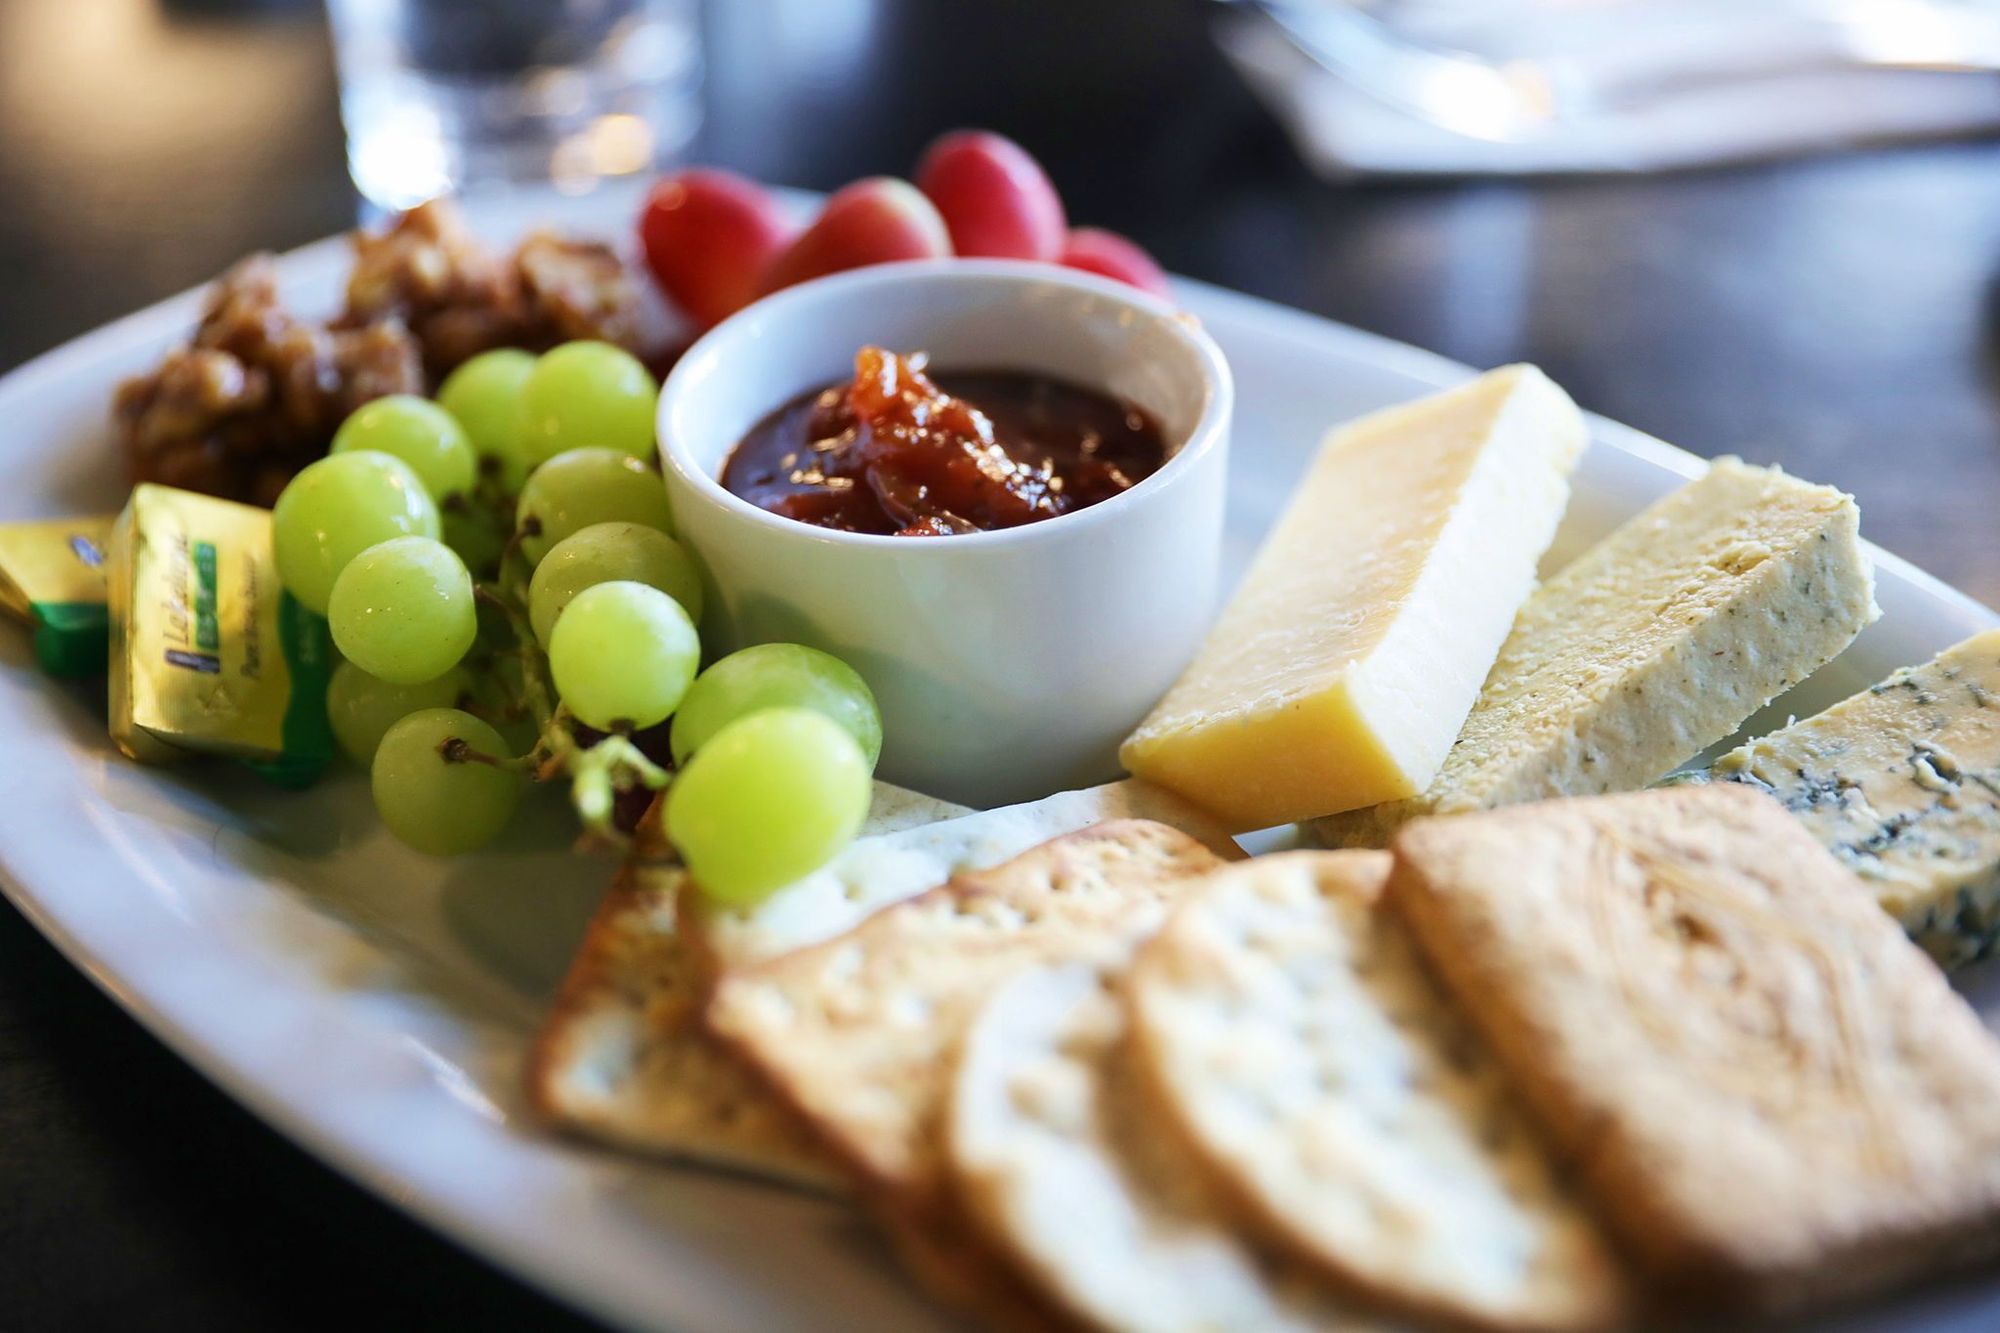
[[1313, 459, 1878, 847], [1704, 630, 2000, 968]]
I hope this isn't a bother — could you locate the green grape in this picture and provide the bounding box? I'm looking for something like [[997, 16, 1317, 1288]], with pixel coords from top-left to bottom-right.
[[665, 707, 871, 905], [327, 535, 477, 685], [326, 658, 474, 764], [438, 348, 536, 490], [518, 341, 660, 467], [273, 451, 441, 615], [515, 447, 674, 566], [547, 581, 699, 731], [371, 707, 521, 856], [670, 643, 881, 769], [527, 521, 704, 646], [331, 395, 477, 501]]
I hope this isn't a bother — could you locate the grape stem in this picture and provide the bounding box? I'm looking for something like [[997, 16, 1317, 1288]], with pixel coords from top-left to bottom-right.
[[499, 519, 535, 574], [456, 671, 533, 726], [441, 735, 539, 775], [475, 550, 673, 845], [474, 580, 531, 640], [566, 734, 672, 831]]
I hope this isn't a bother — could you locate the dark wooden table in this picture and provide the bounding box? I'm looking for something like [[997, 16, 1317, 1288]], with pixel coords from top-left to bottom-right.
[[4, 0, 1998, 1327]]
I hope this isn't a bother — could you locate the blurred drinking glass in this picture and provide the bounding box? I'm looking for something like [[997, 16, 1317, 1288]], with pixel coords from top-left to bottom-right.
[[327, 0, 701, 211]]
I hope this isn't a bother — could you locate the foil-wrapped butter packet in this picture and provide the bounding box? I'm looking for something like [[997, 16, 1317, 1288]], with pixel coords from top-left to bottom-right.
[[107, 484, 335, 787], [0, 515, 114, 678]]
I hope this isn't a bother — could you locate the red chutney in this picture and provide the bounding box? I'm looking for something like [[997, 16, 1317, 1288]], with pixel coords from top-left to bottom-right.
[[720, 347, 1166, 536]]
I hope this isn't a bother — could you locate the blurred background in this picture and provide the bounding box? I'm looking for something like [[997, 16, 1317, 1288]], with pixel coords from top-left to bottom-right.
[[3, 0, 1999, 1326]]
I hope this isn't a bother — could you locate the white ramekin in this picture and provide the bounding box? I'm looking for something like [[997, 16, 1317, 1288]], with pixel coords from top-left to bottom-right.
[[657, 260, 1232, 808]]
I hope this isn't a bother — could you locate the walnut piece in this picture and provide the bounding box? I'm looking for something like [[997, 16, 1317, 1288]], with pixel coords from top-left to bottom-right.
[[342, 201, 644, 378], [514, 228, 644, 353], [114, 199, 652, 504], [115, 254, 426, 503]]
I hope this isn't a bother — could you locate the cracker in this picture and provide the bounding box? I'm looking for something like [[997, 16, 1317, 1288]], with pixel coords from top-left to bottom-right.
[[704, 820, 1229, 1209], [875, 1200, 1069, 1333], [526, 781, 1223, 1187], [689, 779, 1242, 968], [949, 961, 1385, 1332], [1389, 785, 2000, 1316], [525, 780, 967, 1187], [523, 863, 844, 1190], [1126, 851, 1626, 1331]]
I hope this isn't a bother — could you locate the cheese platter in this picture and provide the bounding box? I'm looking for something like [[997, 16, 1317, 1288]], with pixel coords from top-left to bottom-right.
[[3, 141, 2000, 1331]]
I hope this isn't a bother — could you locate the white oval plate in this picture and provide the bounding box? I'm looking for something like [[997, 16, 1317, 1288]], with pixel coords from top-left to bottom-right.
[[1, 182, 1996, 1333]]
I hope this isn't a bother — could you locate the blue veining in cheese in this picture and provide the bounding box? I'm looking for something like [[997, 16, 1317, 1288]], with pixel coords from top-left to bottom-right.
[[1707, 629, 2000, 968], [1313, 459, 1878, 848]]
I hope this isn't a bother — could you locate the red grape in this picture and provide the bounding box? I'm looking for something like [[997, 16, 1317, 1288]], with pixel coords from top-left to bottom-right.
[[1058, 227, 1172, 299], [915, 130, 1066, 261], [639, 169, 796, 329], [757, 178, 952, 296]]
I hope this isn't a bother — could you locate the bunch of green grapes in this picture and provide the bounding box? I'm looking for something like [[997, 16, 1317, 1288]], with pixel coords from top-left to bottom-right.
[[272, 341, 879, 904]]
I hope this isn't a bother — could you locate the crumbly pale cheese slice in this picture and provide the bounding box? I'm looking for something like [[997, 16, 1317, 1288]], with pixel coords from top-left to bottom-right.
[[1126, 852, 1627, 1332], [948, 963, 1380, 1333], [1120, 365, 1587, 831], [687, 779, 1241, 967], [1389, 786, 2000, 1317], [1314, 458, 1878, 847], [1703, 629, 2000, 968]]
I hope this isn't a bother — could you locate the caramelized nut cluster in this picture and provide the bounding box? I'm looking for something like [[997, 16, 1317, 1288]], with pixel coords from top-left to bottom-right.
[[115, 199, 650, 504]]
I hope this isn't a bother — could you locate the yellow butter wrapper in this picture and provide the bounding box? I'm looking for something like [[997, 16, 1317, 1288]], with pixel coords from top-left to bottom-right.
[[0, 516, 114, 677], [108, 485, 334, 786]]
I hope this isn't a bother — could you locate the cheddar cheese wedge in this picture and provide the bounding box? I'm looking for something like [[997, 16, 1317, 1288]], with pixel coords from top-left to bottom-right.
[[1120, 366, 1586, 830], [1315, 458, 1878, 847]]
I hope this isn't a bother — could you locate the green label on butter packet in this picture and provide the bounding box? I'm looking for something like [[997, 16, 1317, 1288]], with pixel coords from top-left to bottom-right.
[[109, 484, 333, 786], [32, 602, 110, 679], [245, 591, 336, 790], [0, 516, 116, 679], [193, 540, 221, 654]]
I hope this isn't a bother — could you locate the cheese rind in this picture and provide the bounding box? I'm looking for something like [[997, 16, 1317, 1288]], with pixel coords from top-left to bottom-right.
[[1314, 459, 1878, 847], [1120, 365, 1587, 831], [1704, 629, 2000, 968]]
